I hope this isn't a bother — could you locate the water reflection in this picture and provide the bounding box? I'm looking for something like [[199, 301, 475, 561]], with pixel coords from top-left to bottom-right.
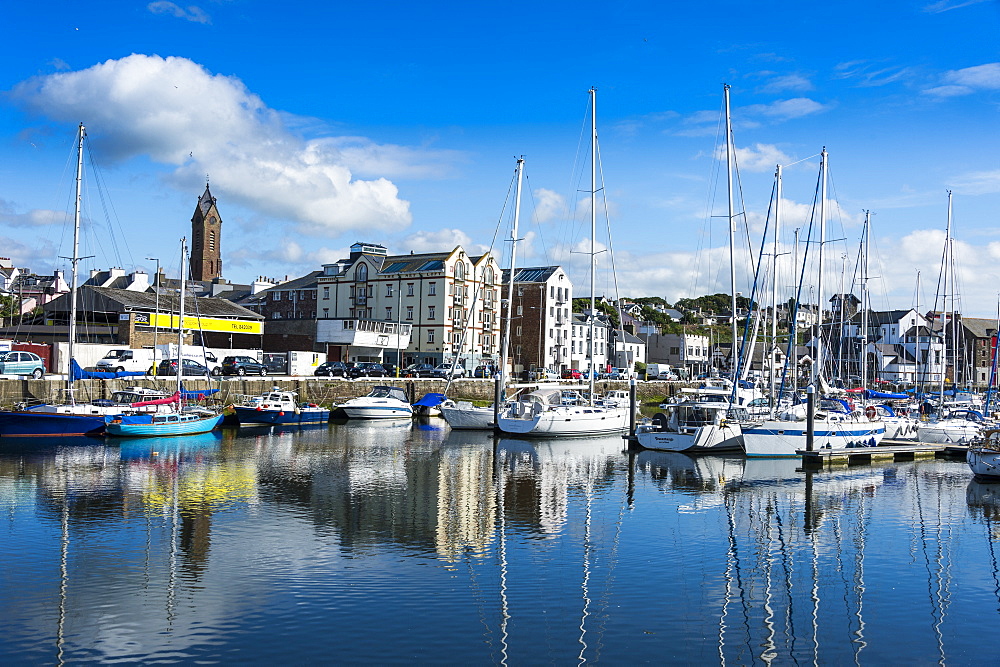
[[0, 424, 992, 663]]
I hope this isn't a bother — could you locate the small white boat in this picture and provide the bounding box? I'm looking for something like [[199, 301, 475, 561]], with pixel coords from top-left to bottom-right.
[[967, 429, 1000, 480], [440, 399, 495, 430], [339, 386, 413, 420], [742, 398, 885, 457], [635, 398, 747, 453], [918, 409, 987, 445]]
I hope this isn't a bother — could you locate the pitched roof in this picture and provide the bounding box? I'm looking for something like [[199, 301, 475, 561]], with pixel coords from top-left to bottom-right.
[[43, 285, 262, 320], [501, 266, 561, 283]]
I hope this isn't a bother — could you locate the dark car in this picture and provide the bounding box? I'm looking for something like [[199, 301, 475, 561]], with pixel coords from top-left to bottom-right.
[[380, 363, 399, 378], [314, 361, 350, 377], [403, 363, 437, 378], [221, 355, 268, 376], [157, 358, 212, 376], [347, 362, 389, 379], [474, 364, 496, 378]]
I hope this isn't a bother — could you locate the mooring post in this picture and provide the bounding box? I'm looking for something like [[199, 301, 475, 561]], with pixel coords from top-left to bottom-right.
[[806, 383, 815, 452]]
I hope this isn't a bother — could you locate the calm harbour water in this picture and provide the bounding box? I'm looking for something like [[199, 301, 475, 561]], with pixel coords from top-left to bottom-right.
[[1, 421, 998, 665]]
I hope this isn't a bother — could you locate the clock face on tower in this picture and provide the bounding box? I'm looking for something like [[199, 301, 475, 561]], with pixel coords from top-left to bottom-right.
[[209, 216, 217, 225]]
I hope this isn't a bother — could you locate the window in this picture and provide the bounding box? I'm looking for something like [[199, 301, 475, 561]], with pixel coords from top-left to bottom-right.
[[455, 262, 466, 280], [428, 283, 436, 296], [517, 286, 523, 296], [386, 307, 392, 320], [272, 291, 281, 300], [517, 305, 523, 316], [484, 267, 494, 284], [323, 287, 330, 299], [356, 263, 368, 282], [406, 306, 413, 320], [550, 286, 554, 298], [323, 308, 329, 318], [550, 329, 554, 338], [428, 306, 436, 320], [311, 311, 316, 318], [407, 283, 414, 296], [387, 284, 394, 297], [428, 329, 435, 343]]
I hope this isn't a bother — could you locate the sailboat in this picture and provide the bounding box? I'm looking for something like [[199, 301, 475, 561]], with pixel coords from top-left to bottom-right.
[[0, 124, 158, 438], [742, 148, 885, 457], [441, 157, 526, 431], [106, 238, 223, 437], [496, 88, 629, 437], [636, 85, 755, 452]]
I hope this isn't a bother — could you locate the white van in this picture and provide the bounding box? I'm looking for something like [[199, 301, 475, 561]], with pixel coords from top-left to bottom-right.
[[95, 348, 156, 373]]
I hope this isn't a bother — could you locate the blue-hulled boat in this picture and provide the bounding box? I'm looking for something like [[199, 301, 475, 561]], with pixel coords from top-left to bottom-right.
[[106, 410, 223, 437], [232, 389, 330, 426]]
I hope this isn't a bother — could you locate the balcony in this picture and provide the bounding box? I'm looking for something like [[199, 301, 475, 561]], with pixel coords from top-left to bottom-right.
[[317, 318, 412, 349]]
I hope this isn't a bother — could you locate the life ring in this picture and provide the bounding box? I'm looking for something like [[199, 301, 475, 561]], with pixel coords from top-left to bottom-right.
[[865, 405, 876, 420]]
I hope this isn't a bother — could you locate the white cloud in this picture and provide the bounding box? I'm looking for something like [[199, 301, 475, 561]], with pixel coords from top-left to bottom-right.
[[833, 61, 912, 88], [401, 228, 489, 255], [532, 188, 567, 223], [948, 170, 1000, 195], [923, 0, 991, 13], [743, 98, 826, 120], [9, 54, 430, 237], [924, 62, 1000, 96], [147, 2, 211, 24], [759, 74, 814, 94], [714, 143, 793, 173], [0, 200, 69, 227], [678, 97, 827, 137]]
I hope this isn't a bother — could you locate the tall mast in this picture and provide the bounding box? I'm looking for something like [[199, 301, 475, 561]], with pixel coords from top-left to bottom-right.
[[861, 210, 870, 389], [177, 238, 187, 397], [494, 157, 523, 424], [770, 163, 781, 404], [67, 123, 85, 401], [724, 85, 738, 368], [941, 191, 952, 400], [814, 147, 828, 387], [589, 87, 597, 404]]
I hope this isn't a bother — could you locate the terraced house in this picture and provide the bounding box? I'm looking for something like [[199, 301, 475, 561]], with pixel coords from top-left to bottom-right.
[[316, 242, 502, 370]]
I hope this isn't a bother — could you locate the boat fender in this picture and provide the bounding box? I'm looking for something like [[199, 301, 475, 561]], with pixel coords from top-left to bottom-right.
[[294, 406, 300, 414], [278, 411, 285, 416], [256, 406, 262, 411], [865, 405, 876, 420]]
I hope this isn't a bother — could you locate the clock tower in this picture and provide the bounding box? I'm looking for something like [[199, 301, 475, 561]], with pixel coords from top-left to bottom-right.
[[190, 182, 222, 281]]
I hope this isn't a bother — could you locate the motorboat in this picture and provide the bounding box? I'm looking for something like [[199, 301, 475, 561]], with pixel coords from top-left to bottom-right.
[[338, 386, 413, 419], [232, 389, 330, 426], [874, 403, 918, 440], [635, 398, 749, 453], [918, 408, 988, 445]]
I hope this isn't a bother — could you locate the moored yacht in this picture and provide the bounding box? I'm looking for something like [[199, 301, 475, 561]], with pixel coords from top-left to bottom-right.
[[232, 389, 330, 426], [339, 386, 413, 419]]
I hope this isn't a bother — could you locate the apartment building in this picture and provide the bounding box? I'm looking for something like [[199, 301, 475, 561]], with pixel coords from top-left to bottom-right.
[[316, 242, 502, 369], [569, 311, 610, 373], [501, 266, 572, 374]]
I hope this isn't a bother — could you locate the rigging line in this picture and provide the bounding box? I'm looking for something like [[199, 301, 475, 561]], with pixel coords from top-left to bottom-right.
[[596, 141, 629, 365], [734, 177, 776, 390], [84, 138, 132, 270], [523, 171, 550, 264], [693, 95, 728, 299]]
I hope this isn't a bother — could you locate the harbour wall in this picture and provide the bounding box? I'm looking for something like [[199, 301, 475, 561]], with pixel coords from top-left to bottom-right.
[[0, 377, 689, 407]]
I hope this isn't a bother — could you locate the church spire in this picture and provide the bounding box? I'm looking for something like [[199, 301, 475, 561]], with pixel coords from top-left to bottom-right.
[[190, 181, 222, 281]]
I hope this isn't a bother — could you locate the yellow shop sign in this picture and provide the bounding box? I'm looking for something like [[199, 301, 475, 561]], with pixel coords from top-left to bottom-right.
[[143, 312, 262, 335]]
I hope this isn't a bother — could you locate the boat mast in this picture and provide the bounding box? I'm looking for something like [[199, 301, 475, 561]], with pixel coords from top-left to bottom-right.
[[589, 86, 597, 405], [494, 157, 523, 423], [67, 123, 85, 403], [770, 163, 782, 405], [813, 148, 828, 388], [177, 238, 187, 398], [941, 191, 952, 402], [724, 85, 738, 372], [861, 210, 870, 390]]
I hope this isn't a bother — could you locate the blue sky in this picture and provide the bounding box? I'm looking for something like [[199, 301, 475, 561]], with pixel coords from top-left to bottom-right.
[[1, 0, 999, 314]]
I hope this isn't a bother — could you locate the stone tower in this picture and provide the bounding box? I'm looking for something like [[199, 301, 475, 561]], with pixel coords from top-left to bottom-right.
[[190, 182, 222, 281]]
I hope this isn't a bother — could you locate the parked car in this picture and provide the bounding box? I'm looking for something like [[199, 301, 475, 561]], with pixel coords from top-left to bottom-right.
[[474, 364, 496, 378], [608, 368, 628, 380], [431, 363, 466, 379], [221, 355, 268, 376], [314, 361, 350, 377], [0, 351, 45, 378], [156, 358, 212, 376], [561, 369, 583, 380], [347, 362, 389, 379], [403, 363, 437, 378], [380, 363, 400, 378]]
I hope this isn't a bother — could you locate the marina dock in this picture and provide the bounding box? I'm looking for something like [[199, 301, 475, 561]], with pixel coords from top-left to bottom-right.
[[798, 440, 969, 467]]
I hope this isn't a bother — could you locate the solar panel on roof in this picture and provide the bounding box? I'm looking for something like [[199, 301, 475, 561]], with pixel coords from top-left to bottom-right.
[[418, 260, 444, 271], [382, 261, 410, 273]]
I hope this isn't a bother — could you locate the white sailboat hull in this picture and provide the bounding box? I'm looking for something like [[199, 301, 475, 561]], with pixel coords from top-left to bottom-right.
[[918, 419, 982, 444], [635, 423, 743, 452], [968, 447, 1000, 480], [743, 418, 885, 457], [441, 403, 494, 430], [497, 405, 629, 436]]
